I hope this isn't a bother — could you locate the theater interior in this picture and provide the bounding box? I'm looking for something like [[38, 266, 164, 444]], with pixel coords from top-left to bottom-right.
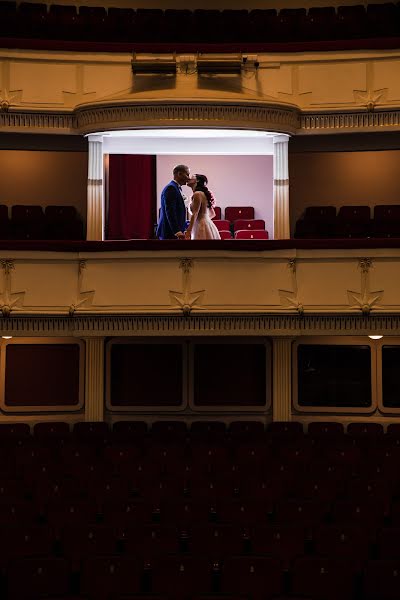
[[0, 0, 400, 598]]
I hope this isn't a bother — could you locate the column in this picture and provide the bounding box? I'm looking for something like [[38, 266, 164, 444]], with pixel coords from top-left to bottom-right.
[[87, 134, 104, 241], [273, 135, 290, 240], [84, 337, 105, 421], [272, 337, 293, 422]]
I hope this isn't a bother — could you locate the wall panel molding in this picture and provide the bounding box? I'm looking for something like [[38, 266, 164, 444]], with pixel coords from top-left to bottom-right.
[[0, 313, 399, 337]]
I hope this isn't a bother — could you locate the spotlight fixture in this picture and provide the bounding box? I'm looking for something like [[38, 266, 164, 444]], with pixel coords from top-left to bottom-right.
[[368, 335, 383, 340], [131, 53, 176, 74], [1, 336, 12, 340], [197, 53, 243, 74]]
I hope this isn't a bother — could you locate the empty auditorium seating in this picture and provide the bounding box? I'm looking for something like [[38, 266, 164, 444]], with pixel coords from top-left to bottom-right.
[[219, 230, 233, 239], [2, 418, 400, 597], [0, 3, 399, 49]]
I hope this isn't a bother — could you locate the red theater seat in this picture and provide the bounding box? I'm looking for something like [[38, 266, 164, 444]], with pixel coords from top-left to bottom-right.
[[367, 3, 399, 37], [7, 557, 69, 599], [291, 556, 358, 600], [313, 524, 371, 560], [18, 2, 48, 38], [212, 219, 231, 232], [107, 7, 136, 42], [78, 6, 107, 41], [48, 4, 79, 40], [373, 204, 400, 238], [249, 9, 278, 42], [80, 556, 142, 599], [335, 205, 371, 238], [251, 524, 307, 567], [306, 6, 337, 40], [295, 205, 337, 239], [363, 559, 400, 599], [44, 205, 84, 240], [219, 230, 233, 239], [11, 205, 46, 240], [235, 230, 269, 239], [221, 556, 284, 598], [337, 4, 368, 39], [112, 420, 148, 443], [150, 556, 215, 597], [0, 2, 18, 37], [233, 219, 266, 231], [225, 206, 255, 222], [211, 206, 222, 219], [0, 204, 10, 239]]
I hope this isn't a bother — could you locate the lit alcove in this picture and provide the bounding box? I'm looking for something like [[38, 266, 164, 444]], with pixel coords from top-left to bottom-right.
[[88, 129, 289, 241]]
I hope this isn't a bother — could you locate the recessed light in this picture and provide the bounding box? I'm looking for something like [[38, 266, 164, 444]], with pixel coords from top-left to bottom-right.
[[368, 335, 383, 340], [1, 336, 12, 340]]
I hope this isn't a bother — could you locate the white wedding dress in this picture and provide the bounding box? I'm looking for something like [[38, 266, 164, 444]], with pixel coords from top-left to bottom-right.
[[189, 193, 221, 240]]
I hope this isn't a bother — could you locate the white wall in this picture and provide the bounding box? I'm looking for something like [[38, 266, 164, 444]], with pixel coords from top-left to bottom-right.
[[156, 154, 274, 236]]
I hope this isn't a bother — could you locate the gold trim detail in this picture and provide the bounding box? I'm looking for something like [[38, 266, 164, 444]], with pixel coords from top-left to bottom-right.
[[300, 110, 400, 132], [0, 314, 398, 336]]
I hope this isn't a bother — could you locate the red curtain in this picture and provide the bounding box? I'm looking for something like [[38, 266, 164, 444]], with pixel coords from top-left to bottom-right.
[[107, 154, 156, 240]]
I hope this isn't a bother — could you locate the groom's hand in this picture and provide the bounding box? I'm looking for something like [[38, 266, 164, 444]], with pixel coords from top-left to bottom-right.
[[175, 231, 185, 239]]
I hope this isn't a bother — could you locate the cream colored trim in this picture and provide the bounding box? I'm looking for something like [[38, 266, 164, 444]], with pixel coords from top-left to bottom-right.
[[0, 314, 399, 337], [0, 337, 85, 413], [292, 336, 377, 415], [376, 338, 400, 415], [300, 110, 400, 133], [1, 106, 400, 135], [75, 102, 300, 135]]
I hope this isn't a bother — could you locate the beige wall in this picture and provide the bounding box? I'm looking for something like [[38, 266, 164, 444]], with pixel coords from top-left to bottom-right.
[[0, 151, 88, 220], [289, 150, 400, 233]]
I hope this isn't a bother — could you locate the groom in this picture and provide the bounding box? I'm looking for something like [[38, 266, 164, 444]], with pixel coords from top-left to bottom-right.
[[156, 164, 190, 240]]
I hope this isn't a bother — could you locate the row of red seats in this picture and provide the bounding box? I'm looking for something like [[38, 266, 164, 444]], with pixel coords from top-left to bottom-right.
[[0, 419, 397, 443], [213, 218, 269, 240], [4, 522, 400, 565], [295, 204, 400, 239], [0, 2, 399, 44], [2, 552, 400, 599], [0, 205, 84, 241]]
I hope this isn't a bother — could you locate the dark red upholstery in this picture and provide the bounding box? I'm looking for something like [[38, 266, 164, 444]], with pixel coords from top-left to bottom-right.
[[235, 230, 269, 239], [225, 206, 255, 222]]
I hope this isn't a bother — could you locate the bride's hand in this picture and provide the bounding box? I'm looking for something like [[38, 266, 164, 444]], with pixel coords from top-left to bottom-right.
[[184, 230, 191, 240]]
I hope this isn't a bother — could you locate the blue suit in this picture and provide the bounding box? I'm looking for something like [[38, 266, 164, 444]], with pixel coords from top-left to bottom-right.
[[156, 180, 186, 240]]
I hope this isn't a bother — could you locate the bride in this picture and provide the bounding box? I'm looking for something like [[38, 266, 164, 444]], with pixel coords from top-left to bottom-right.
[[184, 174, 221, 240]]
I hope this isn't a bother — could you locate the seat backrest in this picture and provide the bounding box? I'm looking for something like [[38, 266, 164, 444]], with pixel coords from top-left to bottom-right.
[[11, 205, 44, 222], [337, 205, 370, 222], [225, 206, 255, 222], [212, 206, 222, 220], [212, 219, 231, 231], [234, 219, 265, 231], [45, 205, 77, 222], [219, 230, 232, 239], [235, 230, 269, 239], [374, 204, 400, 220], [304, 206, 337, 220]]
